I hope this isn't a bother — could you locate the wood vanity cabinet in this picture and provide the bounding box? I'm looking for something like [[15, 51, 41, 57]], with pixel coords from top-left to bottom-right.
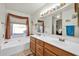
[[44, 42, 75, 56], [30, 36, 75, 56], [30, 37, 36, 55], [44, 48, 56, 56], [36, 44, 43, 56], [30, 37, 44, 56], [36, 39, 44, 56]]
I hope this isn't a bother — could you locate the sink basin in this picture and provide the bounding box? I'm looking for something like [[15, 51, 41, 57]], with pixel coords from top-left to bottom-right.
[[37, 34, 60, 41], [69, 39, 79, 44]]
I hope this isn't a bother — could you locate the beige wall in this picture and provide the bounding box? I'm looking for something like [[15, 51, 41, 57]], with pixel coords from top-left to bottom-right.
[[0, 4, 6, 43], [62, 4, 79, 37], [0, 4, 6, 39]]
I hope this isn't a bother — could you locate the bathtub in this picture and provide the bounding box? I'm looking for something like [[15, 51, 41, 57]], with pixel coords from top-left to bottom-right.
[[0, 36, 30, 56]]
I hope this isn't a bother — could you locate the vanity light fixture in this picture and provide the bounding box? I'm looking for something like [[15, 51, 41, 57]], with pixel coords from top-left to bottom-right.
[[56, 15, 61, 19], [40, 3, 65, 17]]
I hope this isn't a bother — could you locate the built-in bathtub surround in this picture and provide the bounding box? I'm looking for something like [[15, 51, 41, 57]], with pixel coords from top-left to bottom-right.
[[0, 37, 30, 56]]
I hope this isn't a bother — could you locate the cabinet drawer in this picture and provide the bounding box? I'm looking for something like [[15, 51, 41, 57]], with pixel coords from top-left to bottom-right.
[[36, 39, 44, 46], [44, 42, 75, 56], [30, 37, 36, 43], [44, 49, 56, 56], [36, 51, 43, 56], [36, 44, 43, 56]]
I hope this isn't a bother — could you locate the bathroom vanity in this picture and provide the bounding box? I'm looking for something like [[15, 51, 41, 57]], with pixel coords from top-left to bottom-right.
[[30, 34, 79, 56]]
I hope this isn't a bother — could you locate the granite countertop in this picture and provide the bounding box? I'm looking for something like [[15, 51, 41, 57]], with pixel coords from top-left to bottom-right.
[[31, 34, 79, 55]]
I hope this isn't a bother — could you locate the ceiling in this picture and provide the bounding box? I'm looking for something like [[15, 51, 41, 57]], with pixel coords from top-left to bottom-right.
[[5, 3, 47, 15]]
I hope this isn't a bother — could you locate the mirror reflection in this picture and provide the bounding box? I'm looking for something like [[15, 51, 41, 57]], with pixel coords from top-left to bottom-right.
[[37, 20, 44, 33]]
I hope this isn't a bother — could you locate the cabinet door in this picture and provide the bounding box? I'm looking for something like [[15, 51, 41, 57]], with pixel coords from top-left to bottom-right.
[[36, 44, 43, 56], [36, 39, 44, 46], [30, 37, 36, 55], [30, 41, 35, 54], [44, 49, 56, 56]]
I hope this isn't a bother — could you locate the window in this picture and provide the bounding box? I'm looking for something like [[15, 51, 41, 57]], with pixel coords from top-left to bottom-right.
[[13, 24, 26, 34]]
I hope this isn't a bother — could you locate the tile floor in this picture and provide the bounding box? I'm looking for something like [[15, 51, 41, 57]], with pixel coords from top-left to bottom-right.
[[16, 49, 33, 56]]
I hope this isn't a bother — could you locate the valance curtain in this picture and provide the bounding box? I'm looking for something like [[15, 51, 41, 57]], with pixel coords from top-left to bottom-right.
[[26, 17, 29, 36], [5, 13, 29, 39], [5, 14, 11, 39]]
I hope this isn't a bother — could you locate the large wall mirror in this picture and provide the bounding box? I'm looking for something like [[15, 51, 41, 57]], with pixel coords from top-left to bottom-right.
[[56, 19, 62, 35], [56, 14, 62, 35], [52, 13, 62, 35], [37, 20, 44, 33]]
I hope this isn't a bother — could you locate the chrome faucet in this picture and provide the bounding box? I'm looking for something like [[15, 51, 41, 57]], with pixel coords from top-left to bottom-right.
[[59, 37, 65, 42]]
